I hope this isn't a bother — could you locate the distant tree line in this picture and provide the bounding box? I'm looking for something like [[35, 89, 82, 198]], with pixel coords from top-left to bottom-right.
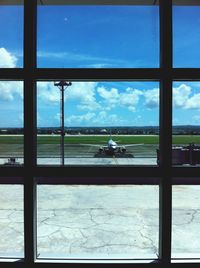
[[0, 128, 24, 134], [1, 126, 200, 135]]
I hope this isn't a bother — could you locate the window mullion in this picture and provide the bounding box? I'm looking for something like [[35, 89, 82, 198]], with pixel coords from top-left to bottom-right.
[[159, 0, 173, 264], [24, 0, 37, 264]]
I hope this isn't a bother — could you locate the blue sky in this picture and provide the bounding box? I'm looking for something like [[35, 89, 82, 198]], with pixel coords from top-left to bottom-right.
[[37, 5, 159, 68], [0, 4, 200, 127], [173, 6, 200, 67]]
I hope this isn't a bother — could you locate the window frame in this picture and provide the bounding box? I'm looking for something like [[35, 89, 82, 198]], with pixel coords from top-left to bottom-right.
[[1, 0, 200, 267]]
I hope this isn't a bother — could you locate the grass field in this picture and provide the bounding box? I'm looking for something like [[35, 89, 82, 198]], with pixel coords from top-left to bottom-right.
[[0, 134, 200, 145]]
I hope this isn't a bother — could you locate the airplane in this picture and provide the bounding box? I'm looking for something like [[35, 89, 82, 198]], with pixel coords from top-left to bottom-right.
[[80, 135, 144, 156]]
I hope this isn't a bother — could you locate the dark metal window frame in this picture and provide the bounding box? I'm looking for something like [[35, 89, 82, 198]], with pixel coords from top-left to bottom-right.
[[0, 0, 200, 267]]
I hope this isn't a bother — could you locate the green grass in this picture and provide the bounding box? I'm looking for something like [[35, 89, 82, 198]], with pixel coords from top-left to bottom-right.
[[0, 134, 200, 145], [172, 135, 200, 144], [0, 136, 23, 144]]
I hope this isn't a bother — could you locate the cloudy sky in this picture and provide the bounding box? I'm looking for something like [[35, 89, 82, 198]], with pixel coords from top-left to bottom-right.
[[0, 4, 200, 127], [37, 81, 160, 127]]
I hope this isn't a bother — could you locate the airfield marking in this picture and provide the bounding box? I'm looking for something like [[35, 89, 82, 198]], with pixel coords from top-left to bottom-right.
[[112, 156, 119, 165]]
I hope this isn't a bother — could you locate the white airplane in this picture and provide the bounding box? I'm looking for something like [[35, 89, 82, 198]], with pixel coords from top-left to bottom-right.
[[81, 135, 144, 156]]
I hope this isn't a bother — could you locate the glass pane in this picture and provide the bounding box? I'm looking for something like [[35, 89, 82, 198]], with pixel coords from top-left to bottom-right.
[[173, 1, 200, 67], [172, 82, 200, 166], [0, 184, 24, 258], [37, 185, 159, 259], [172, 185, 200, 258], [0, 1, 23, 68], [37, 81, 159, 166], [37, 4, 159, 68], [0, 81, 24, 166]]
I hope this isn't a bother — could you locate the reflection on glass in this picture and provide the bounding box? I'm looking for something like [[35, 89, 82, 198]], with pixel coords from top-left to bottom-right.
[[37, 81, 159, 166], [172, 82, 200, 166], [0, 81, 24, 165], [37, 185, 159, 259], [0, 185, 24, 258], [172, 185, 200, 258], [37, 5, 159, 68], [173, 3, 200, 67], [0, 2, 23, 68]]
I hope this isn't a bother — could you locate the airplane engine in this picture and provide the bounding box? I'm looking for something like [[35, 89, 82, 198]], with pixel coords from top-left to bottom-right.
[[121, 147, 126, 153], [99, 148, 103, 153]]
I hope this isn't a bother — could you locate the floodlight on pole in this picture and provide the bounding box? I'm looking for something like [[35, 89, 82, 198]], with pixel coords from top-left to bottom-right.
[[54, 81, 72, 165]]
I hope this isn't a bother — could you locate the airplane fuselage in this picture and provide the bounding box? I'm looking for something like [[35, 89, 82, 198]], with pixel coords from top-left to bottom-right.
[[99, 138, 126, 156], [108, 139, 117, 150]]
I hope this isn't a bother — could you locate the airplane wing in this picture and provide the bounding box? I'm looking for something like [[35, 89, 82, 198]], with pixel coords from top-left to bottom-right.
[[79, 143, 102, 147], [123, 143, 144, 147], [78, 143, 144, 148]]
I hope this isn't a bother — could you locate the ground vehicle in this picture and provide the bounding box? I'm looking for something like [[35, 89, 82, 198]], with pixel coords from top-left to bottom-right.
[[157, 143, 200, 165], [3, 157, 21, 166]]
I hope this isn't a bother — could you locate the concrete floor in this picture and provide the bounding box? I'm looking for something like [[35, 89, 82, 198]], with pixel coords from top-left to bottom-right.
[[0, 185, 200, 260], [37, 185, 159, 259]]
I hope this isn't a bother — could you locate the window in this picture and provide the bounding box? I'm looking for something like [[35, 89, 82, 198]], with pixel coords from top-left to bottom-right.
[[0, 0, 199, 267], [37, 184, 159, 259], [37, 4, 159, 68], [37, 81, 159, 166], [0, 81, 24, 165], [173, 2, 200, 67], [0, 2, 23, 68], [172, 81, 200, 166], [172, 184, 200, 259], [0, 184, 24, 258]]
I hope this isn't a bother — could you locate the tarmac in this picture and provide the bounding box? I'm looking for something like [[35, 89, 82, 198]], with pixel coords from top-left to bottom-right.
[[0, 157, 157, 166], [0, 184, 200, 260]]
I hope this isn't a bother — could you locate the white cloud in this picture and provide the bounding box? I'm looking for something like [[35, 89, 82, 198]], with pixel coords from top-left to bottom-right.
[[97, 86, 142, 112], [65, 82, 101, 111], [97, 86, 119, 100], [173, 83, 200, 110], [144, 88, 159, 108], [37, 82, 60, 103], [184, 93, 200, 109], [77, 102, 100, 111], [0, 47, 17, 68], [99, 111, 107, 119], [81, 63, 117, 68], [38, 82, 159, 115], [0, 81, 23, 101], [37, 50, 128, 68], [108, 114, 119, 122], [66, 82, 98, 103], [38, 81, 101, 111], [64, 112, 96, 125], [62, 111, 126, 126], [91, 112, 123, 126], [128, 106, 136, 112], [173, 84, 191, 108], [120, 88, 142, 108]]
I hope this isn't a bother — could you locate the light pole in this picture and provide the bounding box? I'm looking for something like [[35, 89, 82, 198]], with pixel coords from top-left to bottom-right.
[[54, 81, 72, 165]]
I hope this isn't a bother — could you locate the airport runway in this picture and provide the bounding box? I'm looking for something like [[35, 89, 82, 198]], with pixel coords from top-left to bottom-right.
[[38, 157, 157, 166]]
